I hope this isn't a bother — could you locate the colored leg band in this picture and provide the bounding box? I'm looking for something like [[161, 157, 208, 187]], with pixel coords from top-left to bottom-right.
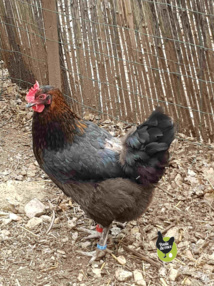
[[96, 225, 103, 233], [97, 243, 107, 250]]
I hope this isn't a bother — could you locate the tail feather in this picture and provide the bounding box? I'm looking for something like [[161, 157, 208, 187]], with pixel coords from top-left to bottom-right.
[[120, 108, 175, 184]]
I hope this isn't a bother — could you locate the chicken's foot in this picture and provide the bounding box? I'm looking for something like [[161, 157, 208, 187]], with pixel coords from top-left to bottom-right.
[[77, 224, 103, 240], [76, 225, 111, 264]]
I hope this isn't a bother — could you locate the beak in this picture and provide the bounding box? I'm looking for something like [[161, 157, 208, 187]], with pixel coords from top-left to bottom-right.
[[26, 102, 36, 108]]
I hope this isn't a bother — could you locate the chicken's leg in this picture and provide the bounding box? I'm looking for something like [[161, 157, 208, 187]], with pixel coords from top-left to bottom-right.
[[89, 225, 111, 264], [77, 225, 111, 264]]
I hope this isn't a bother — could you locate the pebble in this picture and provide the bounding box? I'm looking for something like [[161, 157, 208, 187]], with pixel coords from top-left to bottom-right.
[[165, 226, 180, 241], [131, 226, 140, 235], [20, 169, 27, 176], [72, 231, 78, 244], [0, 181, 47, 214], [115, 268, 132, 282], [80, 241, 91, 249], [0, 230, 10, 240], [185, 249, 195, 261], [67, 217, 77, 229], [111, 226, 121, 236], [15, 175, 23, 181], [183, 278, 191, 285], [25, 198, 46, 218], [27, 169, 36, 177], [159, 267, 167, 276], [57, 249, 66, 255], [77, 273, 83, 282], [41, 215, 51, 222], [26, 217, 43, 229], [62, 236, 69, 243], [169, 268, 179, 281], [92, 268, 101, 278], [10, 213, 21, 221], [133, 270, 146, 286], [117, 256, 126, 265], [208, 252, 214, 262]]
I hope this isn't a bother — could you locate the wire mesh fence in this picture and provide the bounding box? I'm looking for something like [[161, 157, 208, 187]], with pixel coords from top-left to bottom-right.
[[0, 0, 214, 142]]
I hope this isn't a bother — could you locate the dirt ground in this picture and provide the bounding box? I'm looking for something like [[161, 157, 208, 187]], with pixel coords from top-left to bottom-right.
[[0, 71, 214, 286]]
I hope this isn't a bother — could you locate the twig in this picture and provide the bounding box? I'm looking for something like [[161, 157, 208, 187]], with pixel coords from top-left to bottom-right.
[[156, 185, 174, 198], [121, 244, 161, 268], [160, 278, 168, 286], [41, 262, 58, 272], [110, 253, 125, 265], [16, 279, 21, 286], [151, 223, 176, 240], [175, 258, 185, 265], [19, 226, 38, 237], [46, 209, 56, 234], [206, 178, 214, 190]]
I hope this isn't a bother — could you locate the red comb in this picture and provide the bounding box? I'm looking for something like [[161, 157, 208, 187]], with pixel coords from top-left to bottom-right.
[[26, 81, 40, 102]]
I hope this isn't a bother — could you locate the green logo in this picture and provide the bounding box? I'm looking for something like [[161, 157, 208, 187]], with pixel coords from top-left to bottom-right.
[[156, 231, 177, 262]]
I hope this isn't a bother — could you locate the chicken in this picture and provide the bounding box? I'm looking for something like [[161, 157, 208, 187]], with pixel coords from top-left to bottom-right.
[[156, 231, 175, 258], [26, 81, 175, 262]]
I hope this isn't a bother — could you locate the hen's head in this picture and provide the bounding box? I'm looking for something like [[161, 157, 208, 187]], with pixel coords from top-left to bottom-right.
[[26, 81, 64, 113]]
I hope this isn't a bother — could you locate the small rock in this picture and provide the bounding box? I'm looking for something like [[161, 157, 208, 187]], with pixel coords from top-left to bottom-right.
[[185, 249, 195, 261], [92, 268, 101, 278], [67, 217, 77, 229], [208, 252, 214, 261], [133, 270, 146, 286], [20, 169, 27, 176], [118, 246, 124, 254], [0, 230, 10, 240], [77, 273, 83, 282], [62, 237, 69, 243], [57, 250, 66, 255], [165, 226, 180, 241], [15, 175, 23, 181], [117, 256, 126, 265], [169, 268, 178, 281], [115, 268, 132, 282], [0, 181, 48, 213], [41, 215, 51, 222], [25, 198, 46, 218], [159, 267, 167, 276], [26, 217, 43, 229], [131, 226, 140, 235], [72, 231, 78, 244], [175, 173, 183, 185], [54, 217, 60, 224], [80, 241, 91, 249], [183, 278, 191, 285], [27, 169, 36, 177], [9, 213, 22, 221], [111, 226, 121, 236]]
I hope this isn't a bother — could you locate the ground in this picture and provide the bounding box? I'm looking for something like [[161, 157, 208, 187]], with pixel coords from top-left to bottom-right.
[[0, 72, 213, 286]]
